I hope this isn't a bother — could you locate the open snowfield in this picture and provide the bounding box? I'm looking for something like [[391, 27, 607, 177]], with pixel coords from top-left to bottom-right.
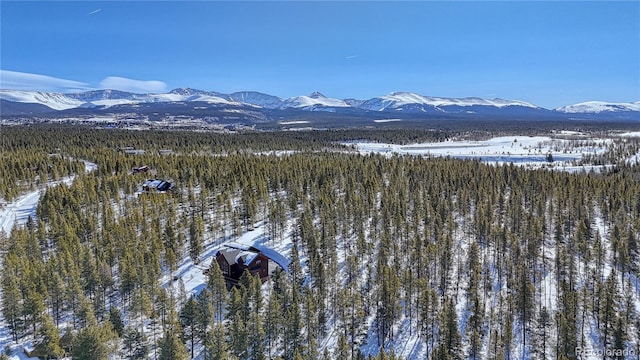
[[350, 135, 608, 171], [278, 120, 310, 125], [373, 119, 403, 123], [617, 131, 640, 138]]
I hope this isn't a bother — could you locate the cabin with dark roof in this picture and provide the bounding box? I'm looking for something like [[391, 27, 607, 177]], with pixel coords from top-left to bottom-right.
[[141, 179, 173, 193], [132, 165, 150, 174], [215, 247, 270, 285]]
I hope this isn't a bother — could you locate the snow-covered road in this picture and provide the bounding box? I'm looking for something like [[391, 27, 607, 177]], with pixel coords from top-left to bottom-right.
[[0, 189, 41, 236], [0, 158, 96, 237]]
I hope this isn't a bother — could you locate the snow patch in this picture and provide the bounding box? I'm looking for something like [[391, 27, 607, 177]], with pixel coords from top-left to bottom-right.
[[373, 119, 403, 123], [279, 120, 310, 125]]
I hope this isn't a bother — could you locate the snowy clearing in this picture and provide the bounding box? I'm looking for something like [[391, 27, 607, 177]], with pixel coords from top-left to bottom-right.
[[617, 131, 640, 138], [349, 135, 608, 170], [278, 120, 310, 125], [373, 119, 403, 123]]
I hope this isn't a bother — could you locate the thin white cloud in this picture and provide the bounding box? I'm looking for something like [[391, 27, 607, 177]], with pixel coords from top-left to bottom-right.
[[87, 8, 102, 15], [345, 55, 358, 59], [0, 70, 91, 92], [99, 76, 167, 94]]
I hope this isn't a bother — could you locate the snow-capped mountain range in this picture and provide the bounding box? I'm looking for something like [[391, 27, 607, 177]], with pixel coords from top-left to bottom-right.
[[358, 92, 539, 112], [556, 100, 640, 114], [1, 88, 639, 119]]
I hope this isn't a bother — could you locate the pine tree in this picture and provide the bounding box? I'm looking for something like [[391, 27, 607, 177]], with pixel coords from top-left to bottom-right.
[[436, 297, 462, 360], [265, 281, 283, 359], [466, 242, 484, 360], [376, 265, 400, 347], [35, 313, 64, 359], [22, 285, 46, 336], [196, 287, 214, 344], [556, 280, 577, 359], [248, 304, 266, 360], [204, 322, 230, 360], [514, 261, 534, 352], [108, 307, 124, 337], [535, 307, 551, 359], [157, 330, 189, 360], [283, 291, 303, 360], [600, 271, 619, 351], [45, 267, 65, 327], [75, 296, 97, 329], [180, 296, 198, 359], [228, 287, 248, 358], [122, 327, 148, 360], [335, 332, 350, 360], [163, 222, 178, 273], [71, 323, 117, 360], [612, 317, 626, 360], [207, 261, 227, 322], [1, 264, 23, 342], [419, 280, 437, 355], [188, 214, 204, 263]]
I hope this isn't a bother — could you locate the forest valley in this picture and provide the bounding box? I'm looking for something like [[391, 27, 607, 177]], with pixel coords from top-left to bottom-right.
[[0, 126, 639, 360]]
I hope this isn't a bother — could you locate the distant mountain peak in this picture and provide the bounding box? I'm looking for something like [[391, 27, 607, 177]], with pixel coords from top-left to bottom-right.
[[169, 88, 206, 96], [557, 100, 640, 114], [2, 88, 638, 120], [389, 91, 415, 96]]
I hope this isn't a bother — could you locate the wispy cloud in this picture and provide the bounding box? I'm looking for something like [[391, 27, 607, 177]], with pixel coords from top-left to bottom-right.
[[0, 70, 91, 92], [345, 55, 358, 59], [0, 70, 169, 94], [87, 8, 102, 16], [100, 76, 167, 93]]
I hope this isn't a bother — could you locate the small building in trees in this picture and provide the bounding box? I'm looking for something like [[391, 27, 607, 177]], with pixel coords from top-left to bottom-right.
[[141, 179, 174, 193], [121, 148, 145, 155], [216, 246, 270, 285], [132, 165, 150, 174], [213, 242, 290, 286]]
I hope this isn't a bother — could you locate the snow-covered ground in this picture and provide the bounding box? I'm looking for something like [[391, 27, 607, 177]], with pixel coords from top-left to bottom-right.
[[617, 131, 640, 138], [166, 222, 291, 301], [0, 190, 41, 237], [627, 152, 640, 165], [2, 143, 638, 359], [278, 120, 310, 125], [373, 119, 403, 123], [349, 135, 608, 171]]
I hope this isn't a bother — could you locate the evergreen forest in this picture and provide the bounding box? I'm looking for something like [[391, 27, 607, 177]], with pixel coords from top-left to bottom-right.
[[0, 126, 639, 359]]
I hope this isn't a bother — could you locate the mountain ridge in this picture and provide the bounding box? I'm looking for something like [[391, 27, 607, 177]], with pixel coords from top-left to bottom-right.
[[1, 88, 639, 120]]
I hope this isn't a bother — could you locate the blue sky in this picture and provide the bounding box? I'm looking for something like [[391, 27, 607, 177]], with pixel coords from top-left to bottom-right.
[[1, 1, 638, 108]]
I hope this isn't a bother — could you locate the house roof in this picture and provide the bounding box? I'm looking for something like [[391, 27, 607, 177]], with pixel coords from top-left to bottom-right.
[[217, 248, 259, 266], [236, 251, 258, 266], [225, 242, 260, 253], [222, 242, 290, 274], [142, 179, 173, 192], [218, 248, 240, 265], [252, 244, 290, 274]]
